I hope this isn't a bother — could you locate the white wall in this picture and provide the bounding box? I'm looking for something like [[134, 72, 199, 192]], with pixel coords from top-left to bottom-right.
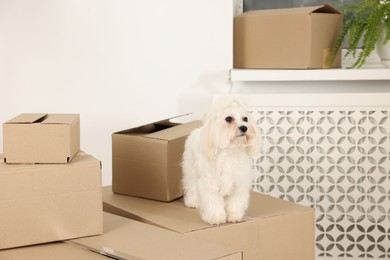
[[0, 0, 233, 185]]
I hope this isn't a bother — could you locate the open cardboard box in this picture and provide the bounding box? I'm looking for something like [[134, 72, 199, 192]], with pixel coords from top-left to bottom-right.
[[112, 116, 202, 202], [102, 186, 315, 260], [3, 113, 80, 163], [69, 212, 242, 260], [234, 4, 342, 69], [0, 151, 103, 250]]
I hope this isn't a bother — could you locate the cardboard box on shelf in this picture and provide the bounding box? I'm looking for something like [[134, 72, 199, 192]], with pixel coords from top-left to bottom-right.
[[0, 151, 103, 250], [234, 4, 342, 69], [69, 212, 242, 260], [112, 117, 202, 202], [0, 242, 109, 260], [3, 113, 80, 164], [102, 186, 315, 260]]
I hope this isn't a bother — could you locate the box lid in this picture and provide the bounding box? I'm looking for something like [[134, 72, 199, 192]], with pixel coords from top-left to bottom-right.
[[114, 117, 202, 142], [102, 186, 313, 234], [239, 4, 340, 17], [69, 212, 242, 260], [145, 120, 202, 141], [5, 113, 78, 125], [6, 113, 48, 124], [42, 114, 79, 125]]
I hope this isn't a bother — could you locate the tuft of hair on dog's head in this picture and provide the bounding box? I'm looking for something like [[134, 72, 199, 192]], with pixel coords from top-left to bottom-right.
[[200, 97, 261, 159]]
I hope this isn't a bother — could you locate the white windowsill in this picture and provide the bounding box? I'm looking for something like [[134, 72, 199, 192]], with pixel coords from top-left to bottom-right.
[[230, 66, 390, 82], [230, 50, 390, 82]]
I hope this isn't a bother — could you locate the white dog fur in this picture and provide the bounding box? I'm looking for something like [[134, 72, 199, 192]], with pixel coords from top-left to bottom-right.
[[182, 97, 261, 225]]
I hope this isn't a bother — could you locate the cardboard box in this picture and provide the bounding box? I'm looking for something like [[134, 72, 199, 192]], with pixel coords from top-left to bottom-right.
[[112, 117, 202, 202], [69, 212, 242, 260], [0, 151, 103, 250], [0, 242, 109, 260], [102, 186, 315, 260], [3, 113, 80, 163], [234, 4, 342, 69]]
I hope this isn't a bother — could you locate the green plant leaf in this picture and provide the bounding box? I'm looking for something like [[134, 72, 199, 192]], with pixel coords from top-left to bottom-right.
[[352, 5, 386, 68], [328, 0, 389, 69]]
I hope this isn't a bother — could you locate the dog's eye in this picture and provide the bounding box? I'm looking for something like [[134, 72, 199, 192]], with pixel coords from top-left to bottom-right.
[[225, 116, 233, 123], [243, 117, 248, 122]]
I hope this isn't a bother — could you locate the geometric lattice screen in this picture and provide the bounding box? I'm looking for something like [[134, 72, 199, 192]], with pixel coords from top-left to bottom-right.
[[233, 94, 390, 259]]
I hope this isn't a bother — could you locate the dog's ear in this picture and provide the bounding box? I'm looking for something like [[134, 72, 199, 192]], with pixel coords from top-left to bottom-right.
[[200, 110, 219, 160], [245, 116, 262, 156], [200, 119, 218, 160]]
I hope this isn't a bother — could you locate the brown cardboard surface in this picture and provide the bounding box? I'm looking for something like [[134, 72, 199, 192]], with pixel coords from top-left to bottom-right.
[[0, 151, 103, 250], [112, 119, 202, 202], [0, 242, 110, 260], [102, 186, 315, 260], [3, 113, 80, 163], [69, 212, 242, 260], [234, 4, 342, 69]]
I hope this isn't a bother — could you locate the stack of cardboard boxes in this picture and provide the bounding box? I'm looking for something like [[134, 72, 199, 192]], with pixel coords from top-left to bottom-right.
[[1, 114, 316, 259], [0, 114, 103, 250]]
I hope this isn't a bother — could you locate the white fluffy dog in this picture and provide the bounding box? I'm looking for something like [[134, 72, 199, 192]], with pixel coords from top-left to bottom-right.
[[182, 98, 261, 225]]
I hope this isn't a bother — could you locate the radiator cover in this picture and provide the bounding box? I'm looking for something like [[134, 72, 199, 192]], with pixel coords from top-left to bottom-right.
[[228, 94, 390, 259]]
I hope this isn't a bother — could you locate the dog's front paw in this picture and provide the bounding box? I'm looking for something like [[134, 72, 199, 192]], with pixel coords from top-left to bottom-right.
[[227, 210, 244, 223], [183, 194, 198, 209], [201, 210, 227, 225], [184, 199, 198, 209]]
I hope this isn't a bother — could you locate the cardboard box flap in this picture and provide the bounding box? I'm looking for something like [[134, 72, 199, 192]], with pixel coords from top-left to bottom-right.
[[145, 120, 202, 141], [115, 114, 194, 135], [70, 212, 242, 260], [102, 186, 312, 234], [103, 187, 208, 233], [6, 113, 48, 124], [240, 4, 340, 17], [312, 4, 341, 14], [246, 191, 311, 216], [0, 243, 110, 260], [41, 114, 79, 125], [153, 113, 192, 125]]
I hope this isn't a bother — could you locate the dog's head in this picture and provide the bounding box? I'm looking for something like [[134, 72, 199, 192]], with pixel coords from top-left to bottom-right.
[[201, 97, 261, 159]]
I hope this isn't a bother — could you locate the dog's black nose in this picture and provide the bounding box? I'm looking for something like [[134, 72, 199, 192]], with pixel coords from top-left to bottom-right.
[[239, 125, 247, 133]]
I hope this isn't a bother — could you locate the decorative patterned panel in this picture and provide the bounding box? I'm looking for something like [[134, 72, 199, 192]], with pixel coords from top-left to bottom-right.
[[235, 94, 390, 259]]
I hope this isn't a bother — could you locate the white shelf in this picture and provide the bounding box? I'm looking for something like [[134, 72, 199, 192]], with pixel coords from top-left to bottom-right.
[[230, 67, 390, 82]]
